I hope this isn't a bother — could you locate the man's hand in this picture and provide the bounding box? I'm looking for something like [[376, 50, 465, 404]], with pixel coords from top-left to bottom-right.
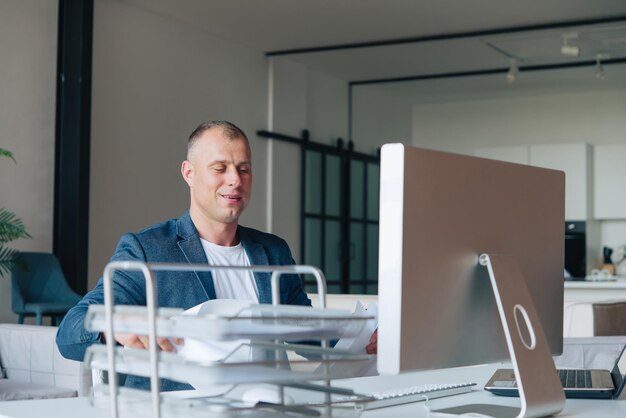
[[102, 332, 183, 352], [365, 329, 377, 355]]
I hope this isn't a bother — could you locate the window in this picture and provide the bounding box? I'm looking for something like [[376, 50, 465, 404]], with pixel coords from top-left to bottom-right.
[[301, 141, 379, 295], [256, 130, 380, 295]]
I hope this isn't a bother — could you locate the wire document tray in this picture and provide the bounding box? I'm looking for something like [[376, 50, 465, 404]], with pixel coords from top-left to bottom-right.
[[89, 383, 371, 418], [85, 342, 374, 384], [88, 261, 377, 418], [85, 303, 372, 341]]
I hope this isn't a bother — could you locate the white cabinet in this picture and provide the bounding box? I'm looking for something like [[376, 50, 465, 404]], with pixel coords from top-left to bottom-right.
[[564, 279, 626, 337], [476, 143, 592, 220], [529, 143, 592, 221], [594, 144, 626, 219]]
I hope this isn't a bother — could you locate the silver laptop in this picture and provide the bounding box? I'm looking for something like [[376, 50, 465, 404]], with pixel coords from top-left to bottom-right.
[[485, 344, 626, 399]]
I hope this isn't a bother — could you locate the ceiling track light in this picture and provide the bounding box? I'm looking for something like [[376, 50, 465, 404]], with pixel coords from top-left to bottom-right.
[[561, 33, 580, 57], [506, 59, 519, 83], [594, 53, 610, 80]]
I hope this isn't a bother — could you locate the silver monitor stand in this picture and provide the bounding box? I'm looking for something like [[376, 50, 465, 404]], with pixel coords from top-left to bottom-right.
[[434, 254, 565, 417]]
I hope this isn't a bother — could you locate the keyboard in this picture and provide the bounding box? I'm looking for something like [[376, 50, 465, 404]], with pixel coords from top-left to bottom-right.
[[336, 382, 476, 410], [558, 369, 593, 388]]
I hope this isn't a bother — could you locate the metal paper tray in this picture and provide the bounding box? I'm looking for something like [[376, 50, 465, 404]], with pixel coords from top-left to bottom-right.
[[85, 304, 374, 341], [90, 384, 367, 418], [86, 342, 375, 385]]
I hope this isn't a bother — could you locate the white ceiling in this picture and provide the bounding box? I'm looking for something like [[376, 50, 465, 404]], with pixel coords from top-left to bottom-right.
[[117, 0, 626, 53], [115, 0, 626, 99], [356, 62, 626, 105]]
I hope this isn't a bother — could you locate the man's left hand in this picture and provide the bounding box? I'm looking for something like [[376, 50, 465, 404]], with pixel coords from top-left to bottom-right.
[[366, 329, 377, 354]]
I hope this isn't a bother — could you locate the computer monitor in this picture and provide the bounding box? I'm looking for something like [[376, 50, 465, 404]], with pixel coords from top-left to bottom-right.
[[377, 144, 565, 375]]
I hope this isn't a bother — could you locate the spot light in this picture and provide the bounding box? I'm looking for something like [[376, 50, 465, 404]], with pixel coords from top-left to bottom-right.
[[561, 33, 580, 57], [506, 59, 518, 83], [594, 54, 609, 80]]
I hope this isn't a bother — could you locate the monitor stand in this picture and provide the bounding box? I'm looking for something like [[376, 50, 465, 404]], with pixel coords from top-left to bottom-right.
[[436, 253, 566, 418]]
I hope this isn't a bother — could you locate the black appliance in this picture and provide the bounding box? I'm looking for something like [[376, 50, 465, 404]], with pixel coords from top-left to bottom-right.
[[564, 221, 586, 280]]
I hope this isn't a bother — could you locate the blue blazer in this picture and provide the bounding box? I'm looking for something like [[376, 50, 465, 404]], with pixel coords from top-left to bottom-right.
[[56, 212, 311, 391]]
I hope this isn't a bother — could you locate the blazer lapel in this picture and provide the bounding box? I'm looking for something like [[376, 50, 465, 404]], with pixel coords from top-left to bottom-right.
[[176, 213, 216, 300], [239, 226, 272, 304]]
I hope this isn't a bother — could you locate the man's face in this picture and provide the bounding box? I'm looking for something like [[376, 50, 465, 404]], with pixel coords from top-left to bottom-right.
[[182, 128, 252, 226]]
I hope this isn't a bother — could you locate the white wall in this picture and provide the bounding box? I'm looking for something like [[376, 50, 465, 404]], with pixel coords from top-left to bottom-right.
[[352, 85, 412, 153], [271, 57, 349, 144], [268, 58, 351, 262], [307, 71, 349, 145], [0, 1, 58, 323], [412, 89, 626, 153], [89, 0, 269, 287], [411, 88, 626, 263], [267, 58, 306, 260], [601, 222, 626, 250]]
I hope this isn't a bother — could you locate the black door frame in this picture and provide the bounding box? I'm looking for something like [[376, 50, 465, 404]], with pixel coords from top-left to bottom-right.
[[53, 0, 94, 294]]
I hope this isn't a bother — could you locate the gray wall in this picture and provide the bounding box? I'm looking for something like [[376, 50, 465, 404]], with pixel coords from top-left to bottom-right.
[[352, 86, 413, 153], [0, 1, 355, 313], [88, 0, 270, 288], [0, 0, 58, 323]]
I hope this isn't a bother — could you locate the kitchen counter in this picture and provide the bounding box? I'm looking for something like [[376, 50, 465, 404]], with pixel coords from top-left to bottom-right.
[[565, 276, 626, 303], [565, 276, 626, 289], [564, 277, 626, 336]]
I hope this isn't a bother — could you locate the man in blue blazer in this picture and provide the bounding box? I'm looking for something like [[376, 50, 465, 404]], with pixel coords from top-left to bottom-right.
[[56, 121, 312, 391]]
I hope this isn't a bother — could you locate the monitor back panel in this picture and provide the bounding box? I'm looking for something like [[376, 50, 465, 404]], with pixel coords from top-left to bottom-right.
[[378, 144, 565, 374]]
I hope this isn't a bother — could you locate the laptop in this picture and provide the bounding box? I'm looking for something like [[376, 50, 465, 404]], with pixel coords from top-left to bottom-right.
[[485, 344, 626, 399]]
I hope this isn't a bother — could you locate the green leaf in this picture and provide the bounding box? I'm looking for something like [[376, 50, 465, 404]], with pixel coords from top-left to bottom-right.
[[0, 245, 19, 278], [0, 148, 16, 163], [0, 208, 31, 244], [0, 148, 26, 277]]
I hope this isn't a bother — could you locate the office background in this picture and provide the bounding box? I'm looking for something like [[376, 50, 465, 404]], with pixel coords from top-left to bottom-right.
[[2, 0, 626, 323]]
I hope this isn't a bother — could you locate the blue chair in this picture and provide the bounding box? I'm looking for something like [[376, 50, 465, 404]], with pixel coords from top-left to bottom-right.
[[11, 252, 82, 325]]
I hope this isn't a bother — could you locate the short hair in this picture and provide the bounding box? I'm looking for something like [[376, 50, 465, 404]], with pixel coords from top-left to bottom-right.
[[187, 120, 249, 157]]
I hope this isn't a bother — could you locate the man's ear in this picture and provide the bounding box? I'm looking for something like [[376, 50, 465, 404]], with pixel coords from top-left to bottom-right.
[[181, 160, 194, 186]]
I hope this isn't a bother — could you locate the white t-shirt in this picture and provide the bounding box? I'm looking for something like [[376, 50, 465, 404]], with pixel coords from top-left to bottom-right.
[[200, 238, 259, 302]]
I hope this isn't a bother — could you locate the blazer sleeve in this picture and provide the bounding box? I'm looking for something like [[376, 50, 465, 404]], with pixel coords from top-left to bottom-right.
[[276, 238, 312, 307], [55, 233, 149, 361]]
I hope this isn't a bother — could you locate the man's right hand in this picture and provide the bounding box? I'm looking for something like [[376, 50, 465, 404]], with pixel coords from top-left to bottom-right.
[[102, 332, 183, 352]]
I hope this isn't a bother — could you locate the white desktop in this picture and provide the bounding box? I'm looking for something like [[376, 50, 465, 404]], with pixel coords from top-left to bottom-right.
[[1, 361, 626, 418]]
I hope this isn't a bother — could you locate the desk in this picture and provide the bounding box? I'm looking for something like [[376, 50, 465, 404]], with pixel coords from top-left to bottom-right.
[[0, 363, 624, 417], [335, 363, 626, 417]]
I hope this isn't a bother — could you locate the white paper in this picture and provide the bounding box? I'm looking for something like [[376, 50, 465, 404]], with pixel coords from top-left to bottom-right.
[[554, 336, 626, 370], [316, 301, 379, 378], [333, 301, 377, 355], [174, 299, 265, 364], [174, 299, 378, 388], [173, 299, 271, 390], [172, 302, 360, 340]]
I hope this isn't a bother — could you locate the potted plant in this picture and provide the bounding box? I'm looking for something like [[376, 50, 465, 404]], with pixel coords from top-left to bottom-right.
[[0, 148, 31, 277]]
